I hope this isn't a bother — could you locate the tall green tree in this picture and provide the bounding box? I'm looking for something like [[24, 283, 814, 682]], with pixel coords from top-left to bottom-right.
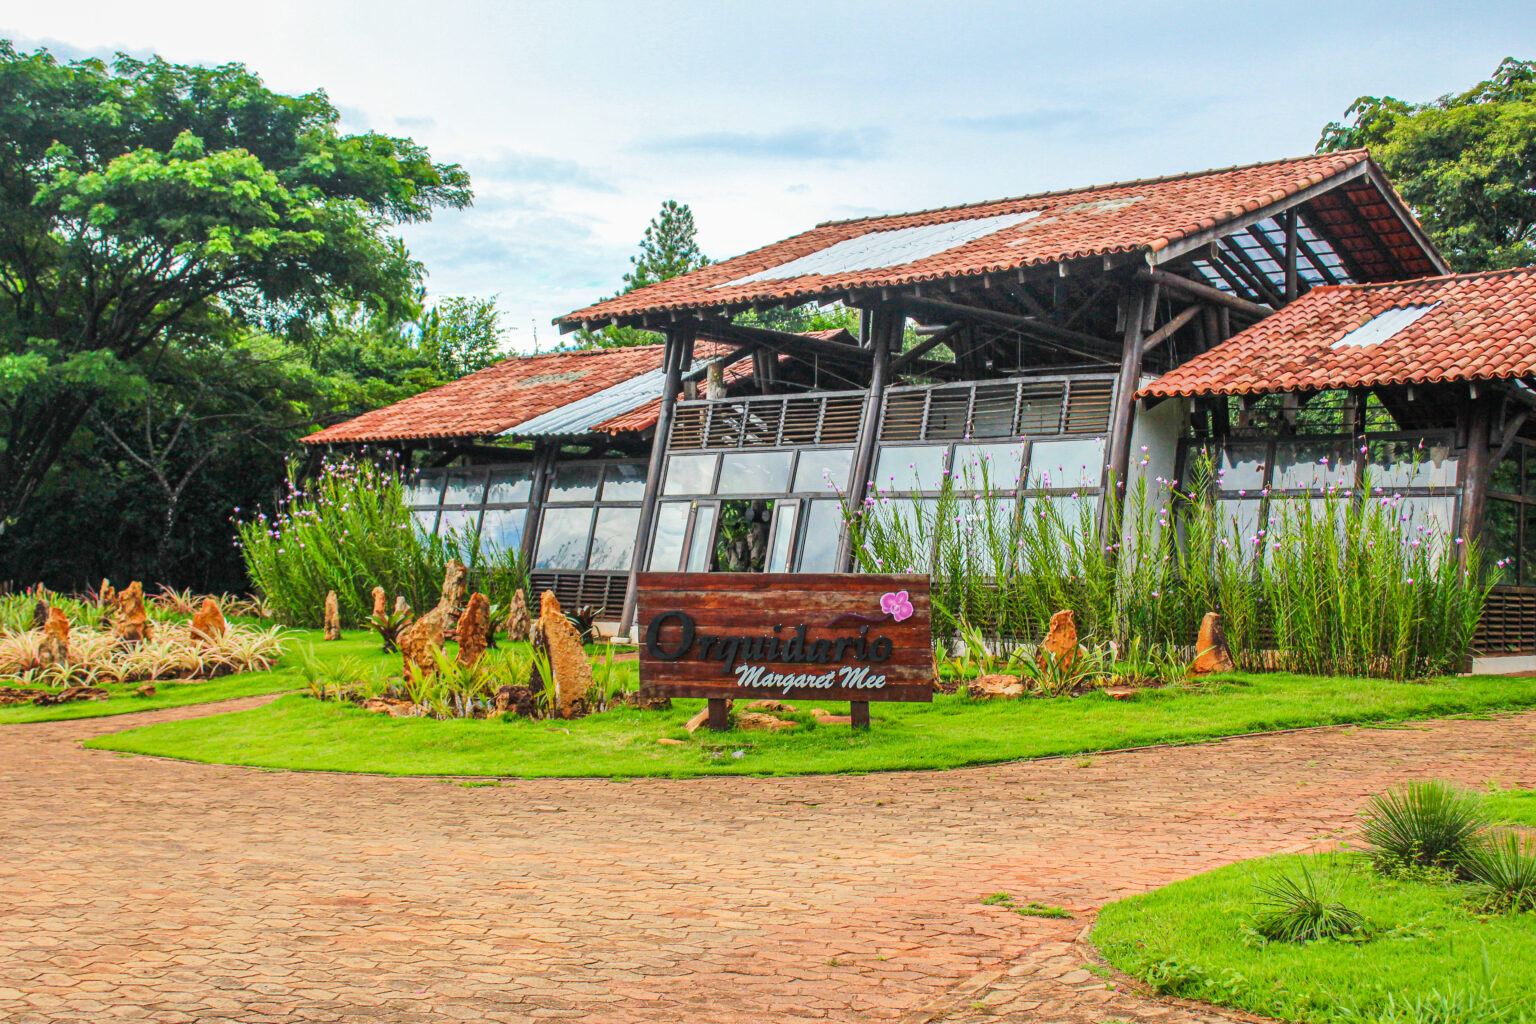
[[418, 295, 508, 378], [1319, 57, 1536, 271], [574, 200, 710, 349], [0, 44, 471, 531]]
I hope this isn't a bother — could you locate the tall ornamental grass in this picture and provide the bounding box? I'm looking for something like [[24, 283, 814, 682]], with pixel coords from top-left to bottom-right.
[[236, 457, 527, 627], [848, 449, 1494, 680]]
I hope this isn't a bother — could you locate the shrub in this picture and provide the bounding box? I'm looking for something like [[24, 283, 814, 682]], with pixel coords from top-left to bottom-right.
[[1362, 781, 1487, 870], [0, 620, 287, 685], [846, 451, 1494, 681], [1460, 829, 1536, 914], [1250, 861, 1368, 943], [236, 456, 527, 627]]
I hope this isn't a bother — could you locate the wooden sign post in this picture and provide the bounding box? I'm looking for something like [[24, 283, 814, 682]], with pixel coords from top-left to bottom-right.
[[637, 573, 932, 730]]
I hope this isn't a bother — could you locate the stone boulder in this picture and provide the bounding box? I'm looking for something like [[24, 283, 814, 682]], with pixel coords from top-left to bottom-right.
[[967, 673, 1025, 699], [39, 608, 70, 667], [436, 560, 469, 630], [538, 591, 593, 718], [504, 589, 531, 644], [491, 684, 536, 718], [99, 579, 117, 610], [1189, 612, 1236, 676], [745, 699, 797, 713], [457, 593, 491, 667], [371, 586, 388, 621], [394, 595, 411, 618], [31, 599, 47, 630], [32, 686, 109, 706], [397, 613, 445, 679], [112, 582, 152, 644], [736, 711, 798, 732], [323, 591, 341, 641], [191, 598, 227, 643], [1038, 609, 1078, 669]]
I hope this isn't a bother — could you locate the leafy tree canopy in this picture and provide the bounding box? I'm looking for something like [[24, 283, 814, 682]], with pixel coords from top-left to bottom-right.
[[1319, 57, 1536, 271], [0, 43, 471, 528], [573, 200, 709, 349]]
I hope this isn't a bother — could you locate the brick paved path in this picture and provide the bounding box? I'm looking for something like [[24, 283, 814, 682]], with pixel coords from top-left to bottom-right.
[[2, 700, 1533, 1024]]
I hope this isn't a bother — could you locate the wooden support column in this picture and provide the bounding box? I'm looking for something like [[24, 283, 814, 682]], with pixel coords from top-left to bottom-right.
[[1103, 283, 1152, 543], [519, 440, 555, 570], [617, 323, 691, 637], [843, 306, 901, 568], [1459, 391, 1496, 557], [1283, 209, 1299, 303]]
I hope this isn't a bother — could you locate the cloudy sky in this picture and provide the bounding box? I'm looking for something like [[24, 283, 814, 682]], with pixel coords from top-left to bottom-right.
[[6, 1, 1531, 351]]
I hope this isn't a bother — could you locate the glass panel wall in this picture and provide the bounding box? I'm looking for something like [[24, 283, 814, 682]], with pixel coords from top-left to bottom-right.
[[649, 445, 855, 572], [532, 459, 648, 572], [1485, 439, 1536, 585]]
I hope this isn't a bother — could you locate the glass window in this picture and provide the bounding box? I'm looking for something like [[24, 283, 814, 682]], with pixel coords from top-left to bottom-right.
[[1491, 448, 1521, 495], [404, 472, 444, 507], [875, 444, 948, 493], [535, 507, 594, 570], [601, 463, 647, 501], [588, 507, 641, 571], [685, 505, 717, 572], [1028, 438, 1105, 490], [1524, 504, 1536, 586], [1367, 439, 1458, 490], [663, 453, 719, 496], [797, 500, 845, 572], [649, 502, 690, 571], [1021, 493, 1095, 541], [1484, 498, 1519, 580], [547, 463, 601, 502], [1216, 445, 1267, 492], [441, 469, 487, 506], [480, 508, 528, 557], [1274, 440, 1356, 491], [436, 508, 481, 540], [715, 450, 794, 495], [792, 448, 854, 494], [411, 509, 439, 534], [952, 442, 1025, 492], [766, 500, 800, 573], [485, 465, 533, 504], [1397, 495, 1457, 543]]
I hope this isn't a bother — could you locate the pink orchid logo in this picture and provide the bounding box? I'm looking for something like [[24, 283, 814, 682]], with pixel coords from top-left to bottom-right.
[[880, 590, 914, 622]]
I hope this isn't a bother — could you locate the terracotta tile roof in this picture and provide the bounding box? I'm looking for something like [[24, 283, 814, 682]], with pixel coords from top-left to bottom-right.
[[306, 342, 723, 444], [558, 151, 1438, 326], [1142, 267, 1536, 398], [301, 334, 849, 445]]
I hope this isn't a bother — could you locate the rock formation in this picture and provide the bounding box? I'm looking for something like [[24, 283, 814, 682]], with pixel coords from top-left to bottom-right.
[[112, 582, 152, 644], [190, 599, 227, 642], [1189, 612, 1236, 676], [538, 590, 593, 718], [504, 589, 530, 644], [436, 560, 469, 631], [371, 586, 388, 621], [99, 579, 117, 610], [394, 595, 411, 618], [397, 613, 445, 679], [967, 673, 1025, 699], [457, 593, 491, 666], [1038, 609, 1078, 669], [323, 591, 341, 641], [30, 600, 47, 630], [38, 608, 70, 667]]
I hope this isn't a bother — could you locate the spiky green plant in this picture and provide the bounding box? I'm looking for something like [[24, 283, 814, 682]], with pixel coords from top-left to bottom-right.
[[1460, 829, 1536, 913], [1362, 781, 1488, 870], [1250, 861, 1368, 943]]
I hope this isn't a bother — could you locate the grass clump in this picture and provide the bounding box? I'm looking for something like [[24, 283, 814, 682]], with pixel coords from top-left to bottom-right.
[[1362, 780, 1487, 870], [981, 892, 1073, 919], [1460, 830, 1536, 914], [1250, 861, 1369, 944]]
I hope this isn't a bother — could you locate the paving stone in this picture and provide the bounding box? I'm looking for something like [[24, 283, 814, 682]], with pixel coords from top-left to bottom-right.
[[0, 696, 1531, 1023]]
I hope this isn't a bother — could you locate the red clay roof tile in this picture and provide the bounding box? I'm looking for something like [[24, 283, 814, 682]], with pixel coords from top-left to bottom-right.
[[1142, 267, 1536, 398], [557, 151, 1436, 326]]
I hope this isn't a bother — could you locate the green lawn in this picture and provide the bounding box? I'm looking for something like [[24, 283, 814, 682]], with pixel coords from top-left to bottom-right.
[[1486, 787, 1536, 827], [86, 671, 1536, 778], [0, 630, 390, 724], [1093, 851, 1536, 1023]]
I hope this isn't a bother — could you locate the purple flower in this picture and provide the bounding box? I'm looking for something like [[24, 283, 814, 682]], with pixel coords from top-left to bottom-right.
[[880, 591, 915, 622]]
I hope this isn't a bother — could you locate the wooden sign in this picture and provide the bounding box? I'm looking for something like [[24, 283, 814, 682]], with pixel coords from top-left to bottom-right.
[[637, 573, 932, 729]]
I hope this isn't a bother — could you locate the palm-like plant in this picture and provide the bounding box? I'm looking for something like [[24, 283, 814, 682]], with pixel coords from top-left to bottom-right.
[[1361, 780, 1487, 870]]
